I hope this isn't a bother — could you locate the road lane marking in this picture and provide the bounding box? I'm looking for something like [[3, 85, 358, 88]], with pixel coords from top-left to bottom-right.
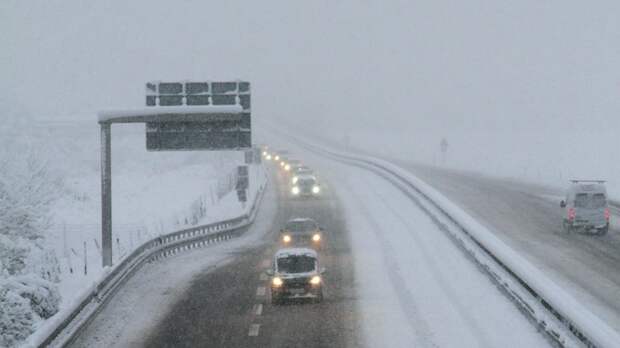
[[254, 303, 263, 316], [248, 324, 260, 337], [261, 259, 271, 268], [259, 273, 268, 281], [256, 286, 266, 297]]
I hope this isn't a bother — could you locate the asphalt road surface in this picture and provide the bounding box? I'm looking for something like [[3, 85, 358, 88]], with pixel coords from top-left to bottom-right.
[[66, 166, 360, 348], [143, 169, 359, 347]]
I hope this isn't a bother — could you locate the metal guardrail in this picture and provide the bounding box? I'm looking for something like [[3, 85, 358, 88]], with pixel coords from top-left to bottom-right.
[[34, 178, 267, 348], [283, 133, 620, 348]]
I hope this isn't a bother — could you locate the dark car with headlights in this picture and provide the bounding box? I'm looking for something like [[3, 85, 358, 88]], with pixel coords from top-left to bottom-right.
[[280, 217, 323, 249], [267, 248, 325, 304], [291, 166, 314, 184], [291, 174, 321, 198]]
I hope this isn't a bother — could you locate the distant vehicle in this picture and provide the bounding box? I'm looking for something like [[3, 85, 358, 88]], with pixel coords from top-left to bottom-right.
[[266, 248, 325, 304], [260, 145, 271, 160], [560, 180, 610, 235], [272, 150, 289, 163], [284, 159, 302, 173], [280, 217, 323, 248], [292, 166, 314, 184], [291, 174, 321, 198]]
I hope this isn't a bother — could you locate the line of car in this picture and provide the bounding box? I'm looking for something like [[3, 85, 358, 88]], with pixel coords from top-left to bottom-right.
[[260, 146, 326, 304]]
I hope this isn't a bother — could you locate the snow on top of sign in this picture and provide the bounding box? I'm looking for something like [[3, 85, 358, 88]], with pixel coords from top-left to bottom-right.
[[98, 105, 243, 122]]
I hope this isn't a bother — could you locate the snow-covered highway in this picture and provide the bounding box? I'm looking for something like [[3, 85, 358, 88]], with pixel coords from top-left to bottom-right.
[[65, 132, 552, 347]]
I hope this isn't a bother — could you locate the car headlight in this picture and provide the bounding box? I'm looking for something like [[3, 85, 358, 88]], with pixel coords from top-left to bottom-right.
[[266, 154, 272, 160], [283, 234, 291, 243], [291, 186, 300, 195], [292, 176, 299, 184], [274, 155, 280, 160], [280, 161, 286, 167], [262, 151, 267, 156], [272, 277, 283, 287], [310, 276, 321, 285], [284, 164, 291, 171], [312, 233, 321, 242], [312, 186, 320, 194]]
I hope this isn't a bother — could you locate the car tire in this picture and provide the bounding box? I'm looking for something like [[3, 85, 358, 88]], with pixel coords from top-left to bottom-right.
[[271, 294, 281, 305], [597, 225, 609, 236]]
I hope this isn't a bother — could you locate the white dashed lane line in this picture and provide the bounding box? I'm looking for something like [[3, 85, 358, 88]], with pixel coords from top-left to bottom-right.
[[248, 324, 260, 337], [256, 286, 266, 297], [254, 303, 263, 316]]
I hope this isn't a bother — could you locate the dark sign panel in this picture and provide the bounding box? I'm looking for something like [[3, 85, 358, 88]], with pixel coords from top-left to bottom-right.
[[144, 81, 251, 150], [236, 177, 249, 190], [159, 82, 183, 94], [145, 80, 250, 109], [245, 150, 254, 164], [237, 165, 249, 177], [146, 121, 251, 151], [237, 189, 247, 202]]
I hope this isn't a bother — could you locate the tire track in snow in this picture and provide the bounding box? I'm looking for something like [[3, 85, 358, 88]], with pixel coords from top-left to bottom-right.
[[343, 182, 439, 348], [360, 174, 495, 348]]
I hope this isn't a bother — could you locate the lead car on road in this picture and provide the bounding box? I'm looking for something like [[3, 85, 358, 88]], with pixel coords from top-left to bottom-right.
[[267, 248, 325, 305]]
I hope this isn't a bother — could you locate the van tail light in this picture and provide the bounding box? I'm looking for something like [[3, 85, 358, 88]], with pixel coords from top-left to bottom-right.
[[605, 208, 610, 222], [568, 208, 576, 221]]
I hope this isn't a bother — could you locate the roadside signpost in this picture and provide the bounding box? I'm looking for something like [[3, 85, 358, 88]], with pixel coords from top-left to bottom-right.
[[236, 165, 249, 203], [98, 81, 251, 267], [440, 137, 449, 165]]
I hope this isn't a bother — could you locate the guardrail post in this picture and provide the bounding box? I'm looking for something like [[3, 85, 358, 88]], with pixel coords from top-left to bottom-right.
[[101, 122, 113, 267]]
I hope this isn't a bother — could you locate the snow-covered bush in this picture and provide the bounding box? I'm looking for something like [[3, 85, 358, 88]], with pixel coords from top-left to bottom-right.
[[4, 276, 61, 319], [0, 283, 36, 347], [0, 112, 63, 346]]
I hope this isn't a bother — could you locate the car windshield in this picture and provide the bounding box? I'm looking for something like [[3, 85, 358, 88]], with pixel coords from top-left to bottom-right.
[[286, 220, 317, 232], [298, 178, 316, 186], [277, 255, 316, 274]]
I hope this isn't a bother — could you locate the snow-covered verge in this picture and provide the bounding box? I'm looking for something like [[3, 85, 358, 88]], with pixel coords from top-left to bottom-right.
[[0, 113, 259, 347], [23, 163, 266, 348], [266, 128, 620, 348]]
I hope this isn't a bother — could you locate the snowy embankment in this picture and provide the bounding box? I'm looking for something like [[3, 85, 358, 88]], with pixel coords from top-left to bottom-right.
[[0, 116, 260, 347]]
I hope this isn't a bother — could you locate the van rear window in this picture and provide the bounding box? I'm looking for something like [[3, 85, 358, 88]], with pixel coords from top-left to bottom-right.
[[574, 193, 607, 208], [592, 193, 607, 209], [575, 193, 589, 208]]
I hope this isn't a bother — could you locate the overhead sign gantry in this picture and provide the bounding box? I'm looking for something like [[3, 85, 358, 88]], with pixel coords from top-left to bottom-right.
[[98, 81, 251, 267]]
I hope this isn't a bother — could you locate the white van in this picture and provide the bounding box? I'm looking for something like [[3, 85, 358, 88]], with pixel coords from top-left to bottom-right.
[[560, 180, 610, 235]]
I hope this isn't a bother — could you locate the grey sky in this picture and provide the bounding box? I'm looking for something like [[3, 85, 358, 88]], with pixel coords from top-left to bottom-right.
[[2, 0, 619, 132]]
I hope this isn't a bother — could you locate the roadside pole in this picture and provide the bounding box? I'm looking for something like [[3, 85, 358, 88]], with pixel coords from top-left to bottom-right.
[[101, 122, 113, 267]]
